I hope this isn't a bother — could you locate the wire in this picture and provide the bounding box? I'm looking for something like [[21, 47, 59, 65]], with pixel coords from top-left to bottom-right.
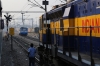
[[28, 0, 40, 7], [26, 7, 32, 11], [21, 2, 28, 11], [21, 5, 28, 11], [34, 0, 42, 7], [29, 0, 45, 10], [32, 0, 41, 3], [13, 2, 28, 18], [59, 0, 66, 3], [14, 2, 29, 18]]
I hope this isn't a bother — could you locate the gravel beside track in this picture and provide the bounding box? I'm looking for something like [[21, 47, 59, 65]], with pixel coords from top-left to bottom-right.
[[1, 40, 13, 66], [12, 41, 29, 66], [1, 39, 29, 66]]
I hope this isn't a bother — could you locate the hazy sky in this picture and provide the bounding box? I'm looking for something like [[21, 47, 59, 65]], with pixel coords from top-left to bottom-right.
[[1, 0, 65, 26]]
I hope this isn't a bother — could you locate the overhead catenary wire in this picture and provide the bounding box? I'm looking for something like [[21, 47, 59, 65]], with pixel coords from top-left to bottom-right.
[[33, 0, 43, 7], [32, 0, 41, 3], [26, 0, 43, 13], [28, 0, 45, 10], [14, 2, 29, 18], [21, 2, 29, 11], [28, 0, 42, 7], [28, 0, 40, 7], [59, 0, 66, 3], [24, 0, 43, 22], [26, 7, 33, 11]]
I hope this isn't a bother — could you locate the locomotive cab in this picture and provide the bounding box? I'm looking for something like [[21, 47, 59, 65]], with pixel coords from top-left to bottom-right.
[[39, 14, 51, 46]]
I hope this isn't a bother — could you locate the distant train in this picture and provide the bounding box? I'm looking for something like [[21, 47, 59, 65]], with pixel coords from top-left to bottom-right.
[[19, 27, 28, 36], [34, 27, 39, 33]]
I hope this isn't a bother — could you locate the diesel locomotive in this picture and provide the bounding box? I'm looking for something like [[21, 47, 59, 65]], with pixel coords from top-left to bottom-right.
[[38, 0, 100, 66], [19, 27, 28, 36]]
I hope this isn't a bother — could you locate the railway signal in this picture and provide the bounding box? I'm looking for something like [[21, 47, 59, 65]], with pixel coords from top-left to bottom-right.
[[4, 13, 12, 40], [4, 14, 12, 22], [4, 14, 12, 27]]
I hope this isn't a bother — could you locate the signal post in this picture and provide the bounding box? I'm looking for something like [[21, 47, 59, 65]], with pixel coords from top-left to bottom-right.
[[4, 13, 12, 40], [9, 27, 14, 50]]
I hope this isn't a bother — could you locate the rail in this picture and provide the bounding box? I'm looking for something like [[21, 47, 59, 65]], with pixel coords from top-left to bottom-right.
[[13, 37, 40, 64]]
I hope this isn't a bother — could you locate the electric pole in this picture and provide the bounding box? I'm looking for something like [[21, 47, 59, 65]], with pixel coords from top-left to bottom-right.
[[6, 13, 8, 33], [43, 0, 48, 45], [13, 19, 15, 28], [43, 0, 49, 65], [0, 1, 2, 66], [32, 18, 33, 29], [21, 13, 24, 26]]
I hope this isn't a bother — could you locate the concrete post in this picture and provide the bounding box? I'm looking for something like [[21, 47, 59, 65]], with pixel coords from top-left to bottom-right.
[[0, 0, 2, 65]]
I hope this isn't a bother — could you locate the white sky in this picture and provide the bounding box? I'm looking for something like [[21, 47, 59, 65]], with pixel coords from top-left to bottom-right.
[[1, 0, 66, 26]]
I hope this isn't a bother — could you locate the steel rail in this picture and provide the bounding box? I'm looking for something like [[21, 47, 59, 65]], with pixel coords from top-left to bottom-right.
[[13, 37, 40, 64]]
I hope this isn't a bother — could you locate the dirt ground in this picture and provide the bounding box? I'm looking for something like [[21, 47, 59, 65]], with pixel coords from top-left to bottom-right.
[[1, 39, 29, 66]]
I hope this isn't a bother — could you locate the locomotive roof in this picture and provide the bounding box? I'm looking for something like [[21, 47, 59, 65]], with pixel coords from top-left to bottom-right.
[[42, 4, 67, 20], [42, 0, 79, 20], [48, 5, 66, 14], [47, 0, 78, 15]]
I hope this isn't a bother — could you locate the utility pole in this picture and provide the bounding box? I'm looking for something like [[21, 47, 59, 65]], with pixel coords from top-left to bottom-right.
[[31, 18, 34, 32], [13, 19, 15, 28], [36, 17, 37, 27], [21, 13, 24, 26], [32, 18, 33, 29], [0, 1, 2, 66], [43, 0, 48, 47], [6, 13, 8, 34], [43, 0, 49, 65]]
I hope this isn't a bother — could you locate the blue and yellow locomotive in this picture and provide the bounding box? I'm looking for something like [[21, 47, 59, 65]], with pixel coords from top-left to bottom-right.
[[38, 0, 100, 66]]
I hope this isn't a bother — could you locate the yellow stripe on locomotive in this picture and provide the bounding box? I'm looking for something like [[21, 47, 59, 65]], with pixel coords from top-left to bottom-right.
[[59, 18, 75, 36], [55, 21, 60, 34], [39, 30, 42, 42], [75, 14, 100, 37], [50, 22, 54, 34]]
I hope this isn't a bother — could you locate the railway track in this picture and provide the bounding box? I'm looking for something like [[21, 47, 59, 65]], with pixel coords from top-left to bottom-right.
[[14, 35, 39, 47], [13, 36, 40, 65], [22, 36, 39, 42], [12, 35, 77, 66]]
